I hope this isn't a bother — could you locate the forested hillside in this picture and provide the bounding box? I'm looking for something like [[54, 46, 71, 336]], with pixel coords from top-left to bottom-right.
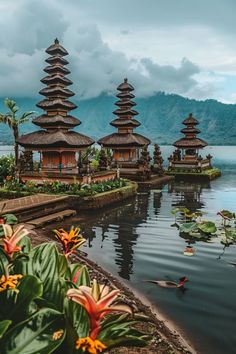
[[0, 92, 235, 145]]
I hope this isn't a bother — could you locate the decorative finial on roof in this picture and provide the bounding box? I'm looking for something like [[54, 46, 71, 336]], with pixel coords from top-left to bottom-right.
[[54, 38, 59, 44], [189, 113, 192, 117], [124, 78, 128, 83]]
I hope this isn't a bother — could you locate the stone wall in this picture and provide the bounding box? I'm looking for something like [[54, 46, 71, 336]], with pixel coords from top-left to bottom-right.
[[68, 182, 137, 211]]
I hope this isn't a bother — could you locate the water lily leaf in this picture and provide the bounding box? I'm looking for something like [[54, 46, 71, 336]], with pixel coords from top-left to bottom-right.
[[218, 210, 235, 219], [225, 228, 236, 240], [171, 208, 181, 215], [197, 221, 217, 234], [179, 222, 198, 234], [189, 232, 202, 238]]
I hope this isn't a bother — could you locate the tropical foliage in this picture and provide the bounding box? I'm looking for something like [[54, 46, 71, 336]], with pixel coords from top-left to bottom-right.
[[0, 99, 34, 168], [2, 178, 128, 197], [0, 156, 15, 183], [0, 219, 151, 354]]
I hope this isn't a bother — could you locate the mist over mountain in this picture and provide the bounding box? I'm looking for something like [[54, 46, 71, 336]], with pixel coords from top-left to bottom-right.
[[0, 92, 235, 145]]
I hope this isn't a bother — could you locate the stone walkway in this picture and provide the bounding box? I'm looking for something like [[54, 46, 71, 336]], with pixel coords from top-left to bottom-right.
[[0, 194, 68, 213]]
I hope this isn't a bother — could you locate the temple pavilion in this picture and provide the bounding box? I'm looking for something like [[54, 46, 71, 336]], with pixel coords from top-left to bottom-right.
[[18, 39, 94, 174], [98, 78, 150, 169], [168, 113, 213, 173]]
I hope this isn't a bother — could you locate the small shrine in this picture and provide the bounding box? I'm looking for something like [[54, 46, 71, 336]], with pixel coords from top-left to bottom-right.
[[168, 113, 220, 179], [18, 39, 94, 175], [98, 78, 151, 179], [152, 144, 164, 175]]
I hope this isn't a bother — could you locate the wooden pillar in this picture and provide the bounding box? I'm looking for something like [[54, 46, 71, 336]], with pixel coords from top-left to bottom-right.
[[59, 152, 62, 173]]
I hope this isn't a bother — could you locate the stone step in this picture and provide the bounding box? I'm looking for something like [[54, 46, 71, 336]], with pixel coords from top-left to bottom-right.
[[26, 209, 76, 227]]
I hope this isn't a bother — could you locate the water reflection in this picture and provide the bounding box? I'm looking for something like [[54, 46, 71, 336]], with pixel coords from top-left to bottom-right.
[[82, 191, 163, 280], [169, 180, 210, 211]]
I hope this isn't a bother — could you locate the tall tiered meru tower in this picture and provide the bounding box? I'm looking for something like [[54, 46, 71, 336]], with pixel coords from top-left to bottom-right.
[[18, 39, 94, 173], [98, 78, 150, 167]]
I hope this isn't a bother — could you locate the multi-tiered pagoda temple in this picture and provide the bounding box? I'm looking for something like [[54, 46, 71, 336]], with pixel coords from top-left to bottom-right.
[[18, 39, 94, 174], [168, 113, 213, 173], [98, 78, 150, 167]]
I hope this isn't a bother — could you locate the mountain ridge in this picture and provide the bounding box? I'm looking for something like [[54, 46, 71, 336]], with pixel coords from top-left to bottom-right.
[[0, 92, 235, 145]]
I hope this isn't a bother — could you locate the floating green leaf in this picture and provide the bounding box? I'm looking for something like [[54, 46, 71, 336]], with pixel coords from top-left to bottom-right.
[[198, 221, 217, 234], [179, 222, 198, 234]]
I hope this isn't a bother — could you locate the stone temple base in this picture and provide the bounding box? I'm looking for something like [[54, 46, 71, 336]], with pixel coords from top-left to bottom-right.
[[20, 170, 117, 185], [167, 167, 221, 181]]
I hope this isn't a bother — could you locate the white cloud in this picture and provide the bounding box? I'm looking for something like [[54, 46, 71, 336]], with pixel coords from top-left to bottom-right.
[[0, 0, 232, 101]]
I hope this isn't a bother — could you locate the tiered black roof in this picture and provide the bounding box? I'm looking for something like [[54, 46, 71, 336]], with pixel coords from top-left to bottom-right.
[[98, 78, 150, 147], [18, 39, 94, 149], [174, 113, 207, 149]]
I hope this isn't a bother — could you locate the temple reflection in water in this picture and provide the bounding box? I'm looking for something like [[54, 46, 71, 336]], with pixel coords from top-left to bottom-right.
[[81, 190, 162, 280], [78, 180, 211, 279]]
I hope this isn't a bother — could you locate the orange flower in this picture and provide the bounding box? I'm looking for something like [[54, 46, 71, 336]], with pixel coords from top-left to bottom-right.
[[67, 279, 132, 340], [0, 274, 23, 292], [1, 224, 28, 259], [52, 329, 64, 341], [75, 337, 107, 354], [53, 226, 86, 257]]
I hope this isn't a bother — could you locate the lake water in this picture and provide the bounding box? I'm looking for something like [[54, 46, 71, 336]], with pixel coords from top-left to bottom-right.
[[1, 145, 236, 353]]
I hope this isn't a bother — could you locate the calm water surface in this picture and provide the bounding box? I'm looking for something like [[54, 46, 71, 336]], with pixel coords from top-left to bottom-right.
[[77, 146, 236, 354], [1, 145, 236, 353]]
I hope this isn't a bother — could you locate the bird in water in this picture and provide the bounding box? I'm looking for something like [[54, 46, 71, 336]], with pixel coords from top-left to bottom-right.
[[144, 276, 188, 288]]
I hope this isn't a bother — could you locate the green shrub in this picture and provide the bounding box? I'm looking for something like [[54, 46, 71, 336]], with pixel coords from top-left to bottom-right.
[[0, 223, 150, 353], [0, 155, 15, 183]]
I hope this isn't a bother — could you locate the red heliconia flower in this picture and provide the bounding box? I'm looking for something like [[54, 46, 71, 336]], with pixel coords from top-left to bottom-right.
[[67, 279, 132, 340], [1, 224, 28, 259]]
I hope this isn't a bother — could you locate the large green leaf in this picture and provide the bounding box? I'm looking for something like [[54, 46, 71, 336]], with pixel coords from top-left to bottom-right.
[[0, 308, 65, 354], [179, 222, 198, 234], [64, 297, 89, 339], [0, 320, 12, 339], [58, 253, 68, 278], [197, 221, 217, 234], [0, 275, 43, 322], [0, 248, 9, 274], [67, 263, 90, 287], [99, 314, 150, 348], [19, 243, 67, 310], [2, 214, 18, 225], [16, 235, 32, 254]]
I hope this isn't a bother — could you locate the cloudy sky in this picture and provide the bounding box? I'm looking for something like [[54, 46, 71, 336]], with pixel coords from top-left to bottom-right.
[[0, 0, 236, 102]]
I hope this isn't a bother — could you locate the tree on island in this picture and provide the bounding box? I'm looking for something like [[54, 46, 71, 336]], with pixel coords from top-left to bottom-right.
[[0, 99, 34, 171], [99, 148, 108, 170]]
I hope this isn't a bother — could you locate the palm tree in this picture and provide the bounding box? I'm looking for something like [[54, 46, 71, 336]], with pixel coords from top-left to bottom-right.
[[0, 98, 34, 170]]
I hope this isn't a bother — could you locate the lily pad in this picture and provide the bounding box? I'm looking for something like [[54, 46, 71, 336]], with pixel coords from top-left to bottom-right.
[[197, 221, 217, 234], [179, 222, 198, 234], [225, 228, 236, 240]]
